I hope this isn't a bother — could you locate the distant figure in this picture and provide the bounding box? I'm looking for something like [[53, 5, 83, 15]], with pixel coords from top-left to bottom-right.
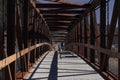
[[58, 42, 62, 58], [61, 42, 64, 51]]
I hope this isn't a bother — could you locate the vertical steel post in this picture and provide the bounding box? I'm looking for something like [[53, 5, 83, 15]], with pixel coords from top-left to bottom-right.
[[118, 0, 120, 79], [103, 0, 118, 71], [77, 21, 80, 54], [80, 18, 84, 56], [7, 0, 16, 79], [30, 9, 35, 63], [80, 19, 83, 43], [0, 0, 3, 61], [100, 0, 106, 70], [84, 15, 88, 58], [0, 0, 4, 79], [23, 0, 29, 71], [90, 11, 95, 63]]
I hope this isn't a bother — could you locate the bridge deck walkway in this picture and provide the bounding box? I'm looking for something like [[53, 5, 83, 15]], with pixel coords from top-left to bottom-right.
[[24, 51, 104, 80]]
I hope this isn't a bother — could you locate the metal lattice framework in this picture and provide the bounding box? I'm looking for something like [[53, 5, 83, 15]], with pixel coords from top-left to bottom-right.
[[0, 0, 120, 80]]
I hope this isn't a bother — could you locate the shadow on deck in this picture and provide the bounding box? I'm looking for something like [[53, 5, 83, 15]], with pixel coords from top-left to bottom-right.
[[24, 51, 105, 80]]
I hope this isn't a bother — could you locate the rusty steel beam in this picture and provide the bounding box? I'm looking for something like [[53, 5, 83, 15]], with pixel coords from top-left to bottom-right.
[[0, 0, 5, 79], [30, 9, 36, 63], [107, 0, 118, 48], [0, 0, 4, 62], [99, 0, 106, 71], [92, 9, 101, 66], [30, 0, 50, 33], [77, 21, 80, 54], [84, 15, 88, 58], [49, 26, 68, 28], [102, 0, 118, 71], [48, 23, 70, 26], [7, 0, 16, 79], [36, 3, 90, 8], [90, 0, 100, 9], [43, 14, 76, 18], [80, 19, 83, 43], [51, 33, 67, 35], [23, 0, 29, 50], [45, 17, 77, 20], [52, 40, 64, 42], [16, 2, 26, 73], [0, 43, 51, 69], [16, 0, 28, 73], [79, 18, 84, 56], [66, 42, 120, 58], [40, 10, 84, 14], [46, 21, 71, 23], [47, 21, 71, 25], [45, 18, 76, 21], [93, 9, 100, 50], [50, 26, 68, 29], [50, 28, 68, 31], [90, 11, 95, 63], [118, 0, 120, 79], [52, 35, 66, 37]]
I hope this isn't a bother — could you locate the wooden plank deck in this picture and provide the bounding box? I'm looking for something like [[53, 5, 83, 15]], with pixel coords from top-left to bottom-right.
[[24, 51, 104, 80]]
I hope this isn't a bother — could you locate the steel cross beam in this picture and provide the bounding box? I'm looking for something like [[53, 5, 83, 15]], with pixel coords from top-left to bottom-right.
[[36, 3, 90, 8], [40, 9, 84, 14]]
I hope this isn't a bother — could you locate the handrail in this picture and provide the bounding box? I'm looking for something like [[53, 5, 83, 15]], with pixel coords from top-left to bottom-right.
[[0, 42, 51, 69], [66, 43, 120, 58]]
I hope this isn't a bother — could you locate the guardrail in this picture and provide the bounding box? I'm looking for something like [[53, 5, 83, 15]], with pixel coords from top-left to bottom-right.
[[65, 42, 119, 79], [0, 42, 52, 69], [66, 42, 120, 58]]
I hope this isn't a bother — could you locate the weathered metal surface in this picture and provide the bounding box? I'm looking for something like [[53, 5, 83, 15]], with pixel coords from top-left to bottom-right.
[[90, 11, 95, 63], [65, 42, 120, 59], [7, 0, 16, 79], [118, 0, 120, 79], [0, 43, 51, 70], [36, 3, 90, 8]]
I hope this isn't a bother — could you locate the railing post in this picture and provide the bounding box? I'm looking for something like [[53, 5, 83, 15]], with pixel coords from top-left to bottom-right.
[[100, 0, 106, 71], [7, 0, 16, 79], [80, 18, 84, 56], [30, 9, 36, 63], [118, 0, 120, 79], [77, 21, 80, 54], [0, 0, 5, 79], [101, 0, 118, 72], [90, 11, 95, 63], [23, 0, 29, 71], [84, 15, 88, 58]]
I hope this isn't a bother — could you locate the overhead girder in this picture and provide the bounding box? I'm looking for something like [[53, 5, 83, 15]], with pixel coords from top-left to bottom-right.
[[48, 23, 70, 26], [49, 26, 68, 29], [49, 27, 68, 31], [43, 14, 77, 18], [52, 35, 66, 37], [47, 21, 70, 25], [45, 18, 77, 21], [40, 9, 84, 14], [36, 3, 91, 9], [51, 32, 68, 35], [35, 0, 101, 43]]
